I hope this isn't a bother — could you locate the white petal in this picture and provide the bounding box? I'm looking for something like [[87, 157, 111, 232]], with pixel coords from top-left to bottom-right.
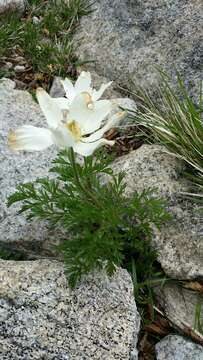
[[8, 125, 53, 151], [61, 78, 76, 102], [51, 125, 75, 148], [52, 97, 70, 110], [36, 88, 62, 129], [69, 93, 112, 134], [74, 71, 92, 94], [73, 138, 115, 157], [84, 111, 127, 143], [92, 81, 113, 101]]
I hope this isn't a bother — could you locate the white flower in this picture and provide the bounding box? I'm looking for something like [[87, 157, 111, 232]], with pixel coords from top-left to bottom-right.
[[61, 71, 112, 105], [8, 88, 126, 157]]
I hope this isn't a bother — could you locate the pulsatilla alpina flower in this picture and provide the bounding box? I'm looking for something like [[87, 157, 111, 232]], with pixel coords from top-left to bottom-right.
[[61, 71, 112, 105], [8, 88, 126, 156]]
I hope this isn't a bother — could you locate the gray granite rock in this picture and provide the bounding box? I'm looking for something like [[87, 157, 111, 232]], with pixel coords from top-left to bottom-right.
[[156, 335, 203, 360], [112, 98, 137, 113], [0, 0, 25, 13], [152, 202, 203, 279], [49, 76, 66, 98], [109, 145, 203, 279], [74, 0, 203, 98], [89, 70, 122, 99], [110, 144, 188, 199], [0, 259, 140, 359], [155, 283, 203, 335], [111, 97, 137, 134], [0, 79, 63, 258], [14, 64, 26, 73]]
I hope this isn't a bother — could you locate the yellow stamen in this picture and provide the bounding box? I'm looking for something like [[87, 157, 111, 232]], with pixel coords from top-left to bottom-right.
[[66, 120, 82, 142], [8, 130, 20, 150], [82, 92, 94, 110], [87, 103, 94, 110]]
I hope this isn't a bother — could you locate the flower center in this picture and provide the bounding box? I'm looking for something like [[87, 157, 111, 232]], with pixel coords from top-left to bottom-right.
[[66, 120, 82, 142]]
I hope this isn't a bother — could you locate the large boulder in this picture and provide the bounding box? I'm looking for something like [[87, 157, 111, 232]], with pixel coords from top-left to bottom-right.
[[0, 0, 25, 13], [74, 0, 203, 97], [110, 145, 203, 279], [0, 259, 140, 359], [155, 282, 203, 336], [156, 335, 203, 360], [0, 79, 62, 258]]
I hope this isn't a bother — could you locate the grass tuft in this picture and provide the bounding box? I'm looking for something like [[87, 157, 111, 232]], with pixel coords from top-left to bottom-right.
[[130, 71, 203, 195]]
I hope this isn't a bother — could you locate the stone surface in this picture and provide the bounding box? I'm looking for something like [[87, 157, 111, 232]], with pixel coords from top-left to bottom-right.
[[14, 65, 25, 73], [110, 145, 203, 279], [0, 259, 140, 359], [0, 0, 25, 13], [155, 283, 203, 335], [90, 70, 123, 99], [111, 97, 137, 134], [32, 16, 41, 25], [0, 79, 62, 258], [49, 76, 66, 98], [110, 144, 188, 199], [3, 62, 13, 70], [74, 0, 203, 98], [112, 98, 137, 113], [156, 335, 203, 360]]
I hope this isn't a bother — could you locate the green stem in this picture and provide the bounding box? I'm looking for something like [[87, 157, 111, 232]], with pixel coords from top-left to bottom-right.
[[69, 147, 83, 191], [69, 147, 101, 208]]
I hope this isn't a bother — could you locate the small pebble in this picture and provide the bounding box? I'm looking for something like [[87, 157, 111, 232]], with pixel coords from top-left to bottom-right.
[[4, 62, 13, 70], [14, 56, 26, 64], [32, 16, 41, 24], [14, 65, 26, 73]]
